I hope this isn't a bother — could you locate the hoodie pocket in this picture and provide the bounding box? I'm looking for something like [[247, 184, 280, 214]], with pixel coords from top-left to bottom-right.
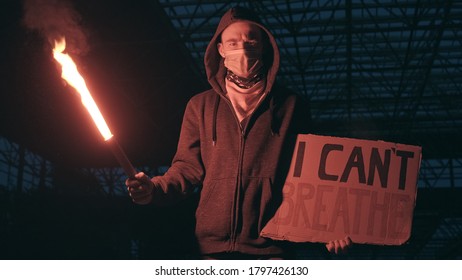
[[240, 177, 277, 240], [195, 178, 235, 241]]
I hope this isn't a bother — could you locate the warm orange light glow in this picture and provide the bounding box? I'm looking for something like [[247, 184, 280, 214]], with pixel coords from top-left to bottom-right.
[[53, 37, 113, 141]]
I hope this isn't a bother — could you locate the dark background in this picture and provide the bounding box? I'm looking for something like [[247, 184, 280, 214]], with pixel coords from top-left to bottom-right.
[[1, 0, 461, 259]]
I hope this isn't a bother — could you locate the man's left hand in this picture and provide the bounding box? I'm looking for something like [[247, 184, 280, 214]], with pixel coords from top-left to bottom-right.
[[325, 236, 353, 254]]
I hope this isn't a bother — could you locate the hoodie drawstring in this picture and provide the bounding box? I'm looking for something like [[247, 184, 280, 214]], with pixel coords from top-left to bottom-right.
[[269, 96, 278, 136], [212, 94, 220, 146]]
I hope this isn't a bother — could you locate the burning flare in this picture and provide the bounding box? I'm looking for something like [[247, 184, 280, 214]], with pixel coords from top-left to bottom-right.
[[52, 37, 113, 141]]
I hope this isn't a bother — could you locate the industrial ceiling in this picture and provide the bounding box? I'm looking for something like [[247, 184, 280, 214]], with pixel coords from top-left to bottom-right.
[[0, 0, 461, 259]]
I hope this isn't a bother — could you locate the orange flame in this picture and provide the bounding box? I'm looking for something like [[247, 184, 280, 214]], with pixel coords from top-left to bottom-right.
[[53, 37, 113, 141]]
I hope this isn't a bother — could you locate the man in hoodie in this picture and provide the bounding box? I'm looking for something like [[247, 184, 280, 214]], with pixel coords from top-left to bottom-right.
[[126, 6, 352, 259]]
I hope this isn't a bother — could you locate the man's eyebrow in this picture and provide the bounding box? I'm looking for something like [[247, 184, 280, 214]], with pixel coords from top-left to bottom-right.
[[223, 38, 238, 43]]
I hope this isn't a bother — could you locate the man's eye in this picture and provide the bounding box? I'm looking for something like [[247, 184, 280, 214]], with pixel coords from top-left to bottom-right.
[[227, 42, 237, 47]]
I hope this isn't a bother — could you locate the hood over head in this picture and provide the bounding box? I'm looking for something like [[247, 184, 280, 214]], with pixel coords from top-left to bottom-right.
[[204, 6, 280, 96]]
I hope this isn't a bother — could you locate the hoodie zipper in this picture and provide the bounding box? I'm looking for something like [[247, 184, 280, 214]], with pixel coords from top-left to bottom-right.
[[217, 96, 243, 252], [218, 92, 269, 252], [230, 127, 246, 252]]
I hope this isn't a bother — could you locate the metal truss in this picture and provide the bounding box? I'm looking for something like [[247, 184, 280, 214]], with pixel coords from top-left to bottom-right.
[[0, 136, 169, 196], [78, 165, 167, 196], [419, 157, 462, 188], [0, 137, 53, 193]]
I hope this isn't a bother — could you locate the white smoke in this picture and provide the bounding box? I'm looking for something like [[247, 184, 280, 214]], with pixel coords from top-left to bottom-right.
[[22, 0, 89, 55]]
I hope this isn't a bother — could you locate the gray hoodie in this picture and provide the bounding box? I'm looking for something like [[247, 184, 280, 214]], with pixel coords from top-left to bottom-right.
[[152, 6, 311, 256]]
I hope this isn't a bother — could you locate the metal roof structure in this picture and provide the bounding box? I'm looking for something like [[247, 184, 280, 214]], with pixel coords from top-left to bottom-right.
[[0, 0, 461, 259], [159, 0, 462, 157]]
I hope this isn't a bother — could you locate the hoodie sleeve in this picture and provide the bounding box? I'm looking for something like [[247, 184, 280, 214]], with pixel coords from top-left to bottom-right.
[[150, 98, 205, 206]]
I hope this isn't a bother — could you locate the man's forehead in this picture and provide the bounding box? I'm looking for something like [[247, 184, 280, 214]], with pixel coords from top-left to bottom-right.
[[221, 21, 262, 39]]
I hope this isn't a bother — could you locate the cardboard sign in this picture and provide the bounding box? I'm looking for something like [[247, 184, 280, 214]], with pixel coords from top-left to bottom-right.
[[261, 134, 421, 245]]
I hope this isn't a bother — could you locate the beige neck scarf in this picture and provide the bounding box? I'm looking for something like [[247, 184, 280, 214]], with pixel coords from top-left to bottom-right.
[[225, 78, 266, 123]]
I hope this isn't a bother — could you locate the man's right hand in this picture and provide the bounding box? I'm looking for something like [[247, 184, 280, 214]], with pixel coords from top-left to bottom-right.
[[125, 172, 154, 205]]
